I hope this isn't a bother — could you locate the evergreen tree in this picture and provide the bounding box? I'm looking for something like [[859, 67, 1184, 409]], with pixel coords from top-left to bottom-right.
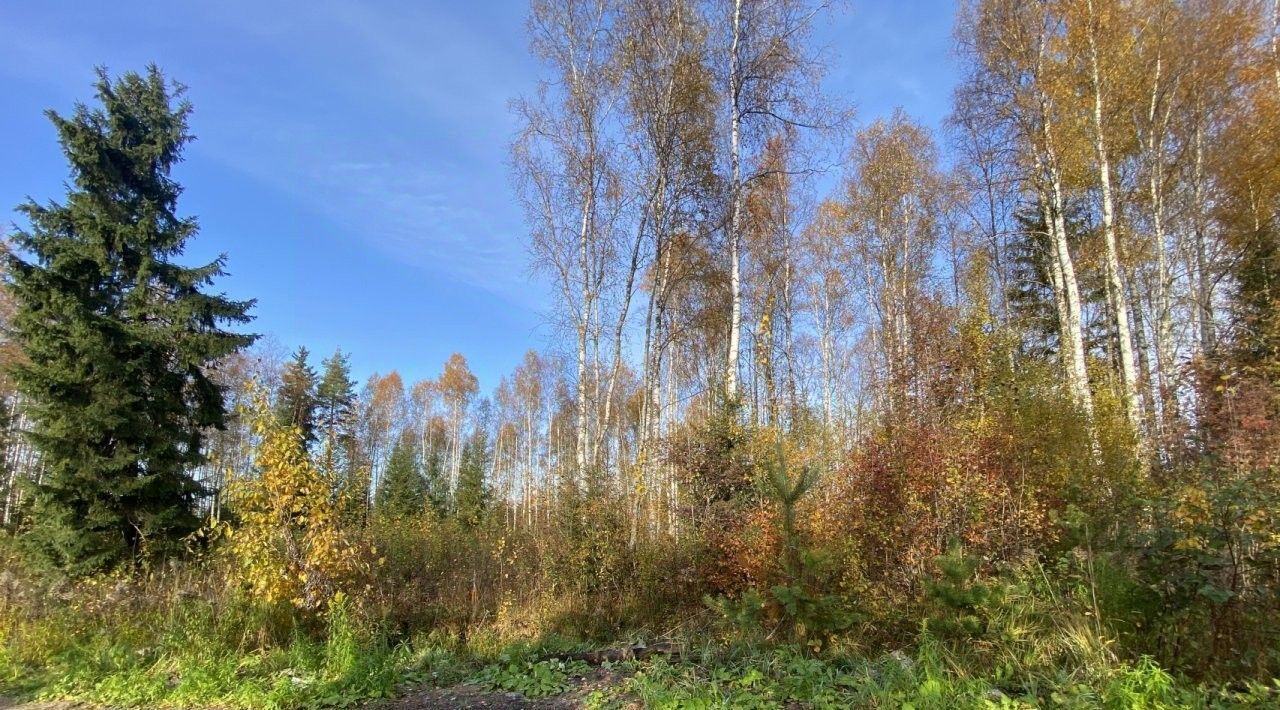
[[316, 348, 357, 473], [421, 421, 451, 517], [317, 349, 356, 441], [1008, 207, 1062, 359], [1008, 201, 1107, 361], [7, 67, 255, 573], [276, 346, 318, 445], [1232, 224, 1280, 381], [454, 427, 490, 527], [374, 429, 426, 517]]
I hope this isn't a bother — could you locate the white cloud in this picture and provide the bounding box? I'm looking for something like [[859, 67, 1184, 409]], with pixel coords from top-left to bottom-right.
[[191, 1, 538, 302], [196, 115, 531, 302], [2, 0, 542, 306]]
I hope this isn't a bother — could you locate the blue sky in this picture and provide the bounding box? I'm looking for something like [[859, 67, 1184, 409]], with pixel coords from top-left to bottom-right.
[[0, 0, 958, 390]]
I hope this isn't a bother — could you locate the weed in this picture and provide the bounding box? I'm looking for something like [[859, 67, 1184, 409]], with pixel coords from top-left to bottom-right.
[[471, 655, 589, 698]]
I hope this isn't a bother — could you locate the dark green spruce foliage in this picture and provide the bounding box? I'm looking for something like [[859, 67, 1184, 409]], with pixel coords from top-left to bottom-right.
[[1008, 202, 1106, 358], [455, 428, 490, 526], [1233, 223, 1280, 379], [375, 430, 427, 517], [708, 445, 853, 643], [316, 350, 356, 446], [924, 542, 1002, 640], [8, 67, 255, 573], [316, 348, 357, 476], [422, 424, 451, 517], [277, 346, 318, 444]]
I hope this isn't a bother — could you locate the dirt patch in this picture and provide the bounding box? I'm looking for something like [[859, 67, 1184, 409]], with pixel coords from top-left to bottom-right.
[[372, 667, 627, 710], [372, 684, 572, 709]]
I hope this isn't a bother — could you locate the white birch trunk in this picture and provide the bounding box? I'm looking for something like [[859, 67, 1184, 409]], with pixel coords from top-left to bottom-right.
[[1085, 0, 1142, 439], [725, 0, 745, 401]]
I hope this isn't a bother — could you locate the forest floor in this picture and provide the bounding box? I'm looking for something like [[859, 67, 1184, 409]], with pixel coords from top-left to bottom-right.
[[0, 667, 625, 710], [0, 689, 593, 710], [3, 640, 1249, 708], [0, 693, 586, 710], [368, 667, 624, 710]]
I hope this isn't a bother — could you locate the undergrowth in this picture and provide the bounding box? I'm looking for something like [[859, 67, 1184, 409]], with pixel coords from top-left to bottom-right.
[[3, 580, 1275, 709], [581, 644, 1280, 709], [2, 531, 1278, 709], [0, 587, 468, 709]]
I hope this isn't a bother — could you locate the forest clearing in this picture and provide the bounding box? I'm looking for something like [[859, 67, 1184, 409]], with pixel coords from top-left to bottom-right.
[[1, 0, 1279, 707]]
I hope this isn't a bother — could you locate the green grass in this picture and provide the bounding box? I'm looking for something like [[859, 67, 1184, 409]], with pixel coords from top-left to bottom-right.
[[0, 593, 469, 709], [582, 644, 1279, 709], [3, 591, 1276, 709], [5, 627, 1276, 709]]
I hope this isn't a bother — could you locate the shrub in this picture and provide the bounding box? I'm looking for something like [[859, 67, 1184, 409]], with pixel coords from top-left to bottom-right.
[[709, 443, 856, 648], [224, 388, 373, 613]]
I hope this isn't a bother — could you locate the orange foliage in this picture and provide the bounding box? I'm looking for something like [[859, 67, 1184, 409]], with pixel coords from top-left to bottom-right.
[[813, 416, 1056, 598], [703, 501, 780, 596]]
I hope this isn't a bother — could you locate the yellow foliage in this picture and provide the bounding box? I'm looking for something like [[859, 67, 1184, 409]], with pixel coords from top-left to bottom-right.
[[225, 386, 371, 611], [1173, 486, 1210, 528]]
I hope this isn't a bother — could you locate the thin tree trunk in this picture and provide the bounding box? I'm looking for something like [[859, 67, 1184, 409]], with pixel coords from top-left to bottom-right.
[[1272, 0, 1280, 94], [818, 279, 834, 432], [575, 188, 594, 488], [1140, 53, 1179, 449], [1191, 120, 1216, 355], [1085, 0, 1142, 443], [725, 0, 745, 401], [781, 218, 799, 422], [1041, 168, 1093, 422]]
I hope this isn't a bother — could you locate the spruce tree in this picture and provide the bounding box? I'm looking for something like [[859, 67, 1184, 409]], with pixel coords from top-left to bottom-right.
[[316, 351, 365, 521], [276, 346, 318, 445], [455, 428, 490, 527], [1009, 202, 1108, 359], [1233, 224, 1280, 381], [1008, 207, 1063, 358], [316, 348, 357, 459], [374, 430, 426, 517], [422, 423, 450, 517], [8, 67, 255, 573]]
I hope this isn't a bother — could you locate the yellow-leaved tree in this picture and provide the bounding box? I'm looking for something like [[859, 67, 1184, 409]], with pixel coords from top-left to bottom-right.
[[226, 385, 370, 611]]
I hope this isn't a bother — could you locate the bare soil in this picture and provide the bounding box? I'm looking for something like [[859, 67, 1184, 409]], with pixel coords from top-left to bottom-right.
[[363, 667, 628, 710]]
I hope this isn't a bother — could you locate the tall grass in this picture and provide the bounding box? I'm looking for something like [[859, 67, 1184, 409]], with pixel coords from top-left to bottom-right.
[[0, 561, 467, 708], [1, 518, 1275, 709]]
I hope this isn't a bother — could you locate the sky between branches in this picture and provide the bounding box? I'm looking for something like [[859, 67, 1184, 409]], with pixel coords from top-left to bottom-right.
[[0, 0, 957, 389]]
